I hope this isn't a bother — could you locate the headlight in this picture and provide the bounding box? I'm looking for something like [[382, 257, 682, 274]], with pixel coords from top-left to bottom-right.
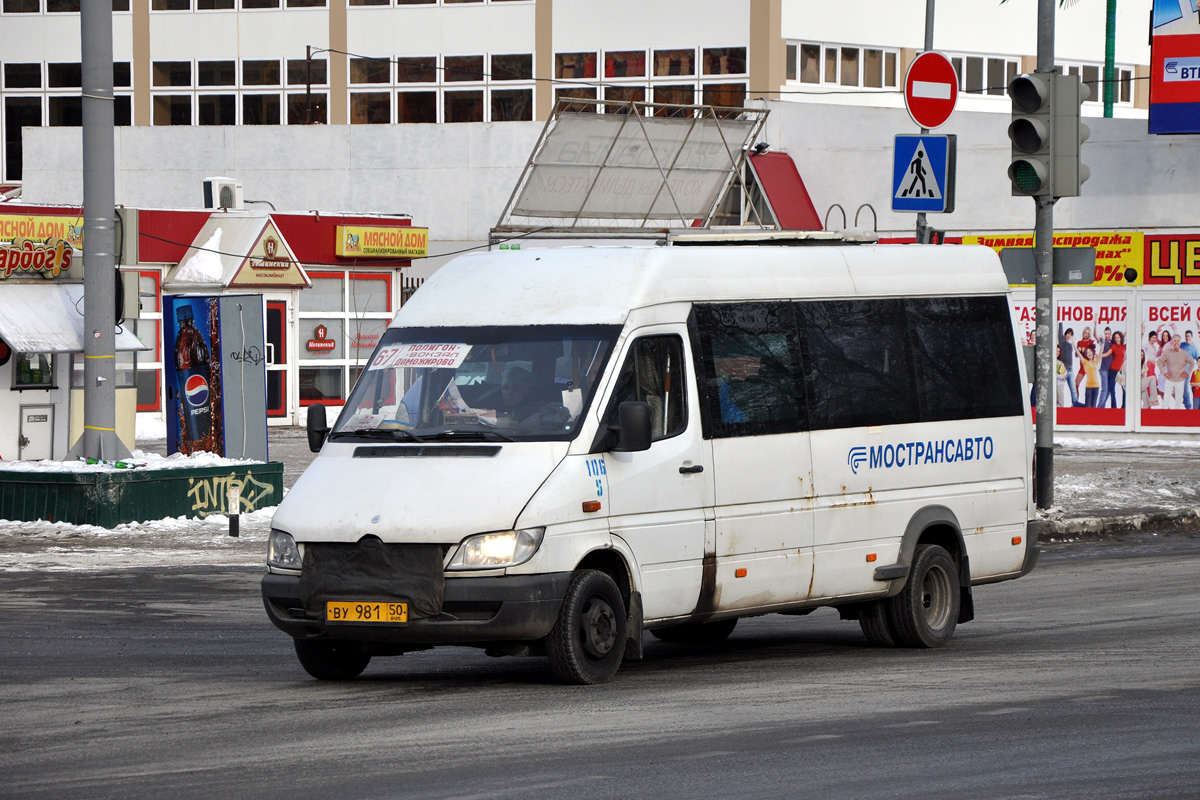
[[446, 527, 545, 570], [267, 529, 303, 570]]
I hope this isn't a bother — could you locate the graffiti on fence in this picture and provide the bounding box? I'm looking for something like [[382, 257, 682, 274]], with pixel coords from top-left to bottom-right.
[[187, 471, 277, 517]]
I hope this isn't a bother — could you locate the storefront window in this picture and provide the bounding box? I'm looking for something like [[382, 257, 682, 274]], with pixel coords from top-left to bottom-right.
[[15, 353, 54, 389], [300, 366, 345, 404], [299, 270, 393, 407], [301, 319, 344, 358], [302, 276, 345, 312]]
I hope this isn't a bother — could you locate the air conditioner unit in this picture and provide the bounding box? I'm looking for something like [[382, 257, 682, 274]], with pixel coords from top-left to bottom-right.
[[202, 177, 244, 210]]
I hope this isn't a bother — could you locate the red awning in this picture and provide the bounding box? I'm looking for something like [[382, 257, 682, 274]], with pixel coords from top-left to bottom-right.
[[748, 152, 822, 231]]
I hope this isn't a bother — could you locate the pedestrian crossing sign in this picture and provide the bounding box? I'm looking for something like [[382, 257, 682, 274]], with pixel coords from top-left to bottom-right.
[[892, 134, 956, 214]]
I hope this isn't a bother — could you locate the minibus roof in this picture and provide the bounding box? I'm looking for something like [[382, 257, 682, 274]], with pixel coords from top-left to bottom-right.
[[394, 244, 1009, 328]]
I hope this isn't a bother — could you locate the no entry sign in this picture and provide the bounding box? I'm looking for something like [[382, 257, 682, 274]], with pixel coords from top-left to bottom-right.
[[904, 52, 959, 130]]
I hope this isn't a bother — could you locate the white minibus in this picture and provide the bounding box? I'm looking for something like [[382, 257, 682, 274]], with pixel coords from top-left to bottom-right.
[[263, 244, 1039, 684]]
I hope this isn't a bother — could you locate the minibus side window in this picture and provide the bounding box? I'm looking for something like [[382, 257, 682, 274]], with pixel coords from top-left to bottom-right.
[[602, 336, 686, 442], [797, 299, 919, 430], [689, 303, 807, 439], [905, 296, 1025, 421]]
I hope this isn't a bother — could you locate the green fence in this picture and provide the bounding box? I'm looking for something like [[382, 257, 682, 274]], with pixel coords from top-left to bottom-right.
[[0, 463, 284, 527]]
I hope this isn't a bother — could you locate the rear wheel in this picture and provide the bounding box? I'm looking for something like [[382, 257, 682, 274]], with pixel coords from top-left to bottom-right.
[[887, 544, 960, 648], [858, 600, 897, 647], [546, 570, 627, 685], [650, 618, 738, 644], [293, 639, 372, 680]]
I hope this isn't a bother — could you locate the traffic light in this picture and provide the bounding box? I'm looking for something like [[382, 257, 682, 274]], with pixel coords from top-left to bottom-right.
[[1052, 73, 1091, 198], [1007, 73, 1052, 197]]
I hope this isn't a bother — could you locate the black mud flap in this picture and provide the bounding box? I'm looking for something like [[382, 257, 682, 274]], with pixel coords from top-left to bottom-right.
[[624, 591, 644, 661], [957, 553, 974, 623]]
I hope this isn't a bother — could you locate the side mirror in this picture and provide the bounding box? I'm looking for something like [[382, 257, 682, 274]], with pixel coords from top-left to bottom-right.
[[616, 401, 652, 453], [306, 403, 329, 453]]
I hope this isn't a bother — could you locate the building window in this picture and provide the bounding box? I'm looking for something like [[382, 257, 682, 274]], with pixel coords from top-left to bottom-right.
[[789, 43, 898, 90], [288, 93, 327, 124], [13, 353, 55, 389], [198, 95, 237, 125], [491, 88, 532, 120], [298, 271, 393, 407], [153, 61, 191, 87], [4, 63, 42, 89], [654, 48, 694, 77], [444, 90, 484, 122], [556, 52, 596, 80], [198, 61, 236, 86], [243, 94, 281, 124], [2, 0, 41, 10], [444, 55, 485, 82], [244, 60, 281, 87], [350, 57, 390, 85], [396, 57, 437, 83], [350, 92, 391, 123], [491, 53, 532, 81], [948, 54, 1019, 96], [397, 91, 437, 122], [605, 51, 645, 78], [153, 95, 191, 125], [1061, 62, 1135, 105]]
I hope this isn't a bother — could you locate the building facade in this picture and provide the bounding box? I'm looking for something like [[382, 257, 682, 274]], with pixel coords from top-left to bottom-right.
[[1, 0, 1153, 187]]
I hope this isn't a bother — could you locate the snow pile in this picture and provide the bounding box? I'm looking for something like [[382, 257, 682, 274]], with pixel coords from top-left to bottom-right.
[[0, 506, 276, 572], [0, 449, 265, 473], [172, 228, 225, 284]]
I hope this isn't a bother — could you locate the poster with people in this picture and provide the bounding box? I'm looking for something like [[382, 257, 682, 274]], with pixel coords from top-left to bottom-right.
[[1055, 300, 1129, 425], [1139, 299, 1200, 427]]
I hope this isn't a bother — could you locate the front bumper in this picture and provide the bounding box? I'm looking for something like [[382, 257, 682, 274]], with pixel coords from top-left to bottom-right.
[[262, 571, 572, 644]]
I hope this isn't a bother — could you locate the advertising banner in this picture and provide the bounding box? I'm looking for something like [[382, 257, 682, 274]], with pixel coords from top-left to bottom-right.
[[164, 295, 268, 459], [1138, 298, 1200, 427], [966, 231, 1143, 286], [1055, 300, 1130, 426], [1145, 233, 1200, 284], [336, 225, 428, 258], [1149, 20, 1200, 134]]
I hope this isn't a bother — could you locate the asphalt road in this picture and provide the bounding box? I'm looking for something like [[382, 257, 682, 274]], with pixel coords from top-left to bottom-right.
[[3, 533, 1199, 800]]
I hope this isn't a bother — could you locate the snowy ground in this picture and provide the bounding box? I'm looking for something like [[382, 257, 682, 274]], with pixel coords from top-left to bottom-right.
[[0, 415, 279, 572], [2, 435, 1199, 572]]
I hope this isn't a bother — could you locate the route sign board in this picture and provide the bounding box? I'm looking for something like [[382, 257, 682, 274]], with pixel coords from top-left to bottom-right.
[[892, 134, 956, 214], [904, 52, 959, 130]]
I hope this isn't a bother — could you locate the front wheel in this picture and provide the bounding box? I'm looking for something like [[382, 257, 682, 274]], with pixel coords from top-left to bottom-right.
[[546, 570, 627, 685], [294, 639, 372, 680], [886, 544, 960, 648]]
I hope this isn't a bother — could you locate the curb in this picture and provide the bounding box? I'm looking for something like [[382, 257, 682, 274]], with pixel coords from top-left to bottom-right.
[[1040, 508, 1200, 540]]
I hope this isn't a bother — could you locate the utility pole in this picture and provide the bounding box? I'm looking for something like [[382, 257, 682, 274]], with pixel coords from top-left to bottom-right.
[[67, 0, 129, 461], [1034, 0, 1055, 508], [915, 0, 935, 243]]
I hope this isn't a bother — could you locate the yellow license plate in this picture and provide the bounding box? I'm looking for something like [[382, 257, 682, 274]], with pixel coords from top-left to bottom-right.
[[326, 601, 408, 623]]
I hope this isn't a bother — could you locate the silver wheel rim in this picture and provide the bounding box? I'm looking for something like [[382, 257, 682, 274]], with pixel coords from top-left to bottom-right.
[[921, 563, 953, 631]]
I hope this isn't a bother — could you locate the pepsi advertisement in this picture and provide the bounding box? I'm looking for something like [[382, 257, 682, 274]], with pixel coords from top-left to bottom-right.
[[164, 295, 268, 460]]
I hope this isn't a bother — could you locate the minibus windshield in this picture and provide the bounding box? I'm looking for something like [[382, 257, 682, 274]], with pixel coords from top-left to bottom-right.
[[330, 325, 621, 443]]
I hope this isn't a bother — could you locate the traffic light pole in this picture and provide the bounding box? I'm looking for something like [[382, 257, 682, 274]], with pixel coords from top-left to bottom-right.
[[1034, 0, 1055, 508], [915, 0, 935, 244]]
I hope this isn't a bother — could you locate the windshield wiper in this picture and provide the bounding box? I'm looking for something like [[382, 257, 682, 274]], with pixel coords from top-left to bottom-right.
[[423, 428, 516, 443], [329, 428, 426, 443]]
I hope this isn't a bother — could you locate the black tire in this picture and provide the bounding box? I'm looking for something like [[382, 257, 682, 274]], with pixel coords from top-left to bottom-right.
[[858, 600, 897, 647], [293, 639, 372, 680], [886, 544, 960, 648], [546, 570, 627, 685], [649, 618, 738, 644]]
